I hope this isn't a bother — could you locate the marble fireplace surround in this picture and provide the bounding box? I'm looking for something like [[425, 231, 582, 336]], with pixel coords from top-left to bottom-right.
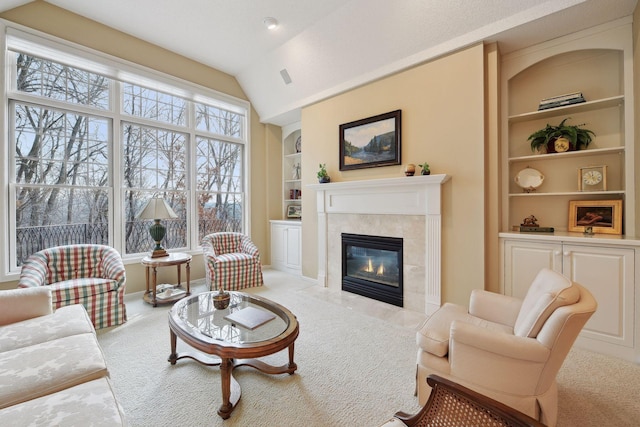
[[309, 175, 449, 314]]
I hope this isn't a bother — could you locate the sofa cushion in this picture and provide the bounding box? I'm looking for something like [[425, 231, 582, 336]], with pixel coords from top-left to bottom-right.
[[514, 268, 581, 338], [0, 305, 95, 353], [0, 287, 52, 326], [0, 377, 126, 426], [417, 303, 514, 357], [0, 332, 108, 409], [50, 278, 119, 304]]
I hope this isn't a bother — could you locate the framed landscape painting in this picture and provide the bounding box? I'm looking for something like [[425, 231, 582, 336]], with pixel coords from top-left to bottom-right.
[[339, 110, 401, 171]]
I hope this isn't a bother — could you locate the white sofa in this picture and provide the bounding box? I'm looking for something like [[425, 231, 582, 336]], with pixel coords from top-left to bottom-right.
[[0, 287, 127, 426]]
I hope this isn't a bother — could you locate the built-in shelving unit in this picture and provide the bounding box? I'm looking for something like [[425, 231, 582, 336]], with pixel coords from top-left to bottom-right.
[[499, 18, 640, 363], [282, 126, 302, 220], [500, 20, 635, 235]]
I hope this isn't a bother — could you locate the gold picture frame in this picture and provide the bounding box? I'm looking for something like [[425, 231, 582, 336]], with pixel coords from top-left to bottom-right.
[[568, 199, 622, 235]]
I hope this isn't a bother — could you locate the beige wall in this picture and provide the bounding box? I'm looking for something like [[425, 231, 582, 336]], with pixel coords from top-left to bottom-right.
[[301, 44, 488, 305], [634, 5, 640, 237], [0, 2, 279, 292]]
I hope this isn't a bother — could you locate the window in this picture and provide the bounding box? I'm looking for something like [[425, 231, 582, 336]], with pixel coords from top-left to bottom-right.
[[3, 27, 249, 276]]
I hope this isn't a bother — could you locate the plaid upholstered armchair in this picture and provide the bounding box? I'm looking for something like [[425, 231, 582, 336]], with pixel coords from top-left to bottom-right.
[[202, 232, 264, 292], [18, 244, 127, 329]]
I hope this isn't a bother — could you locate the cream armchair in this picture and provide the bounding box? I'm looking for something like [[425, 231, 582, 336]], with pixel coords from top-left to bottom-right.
[[416, 268, 596, 426]]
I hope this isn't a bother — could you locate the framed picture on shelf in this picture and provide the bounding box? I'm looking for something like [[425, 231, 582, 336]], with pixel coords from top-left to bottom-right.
[[568, 200, 622, 235], [287, 205, 302, 219], [339, 110, 401, 171]]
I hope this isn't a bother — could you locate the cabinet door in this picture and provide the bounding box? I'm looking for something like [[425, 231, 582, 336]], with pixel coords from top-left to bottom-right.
[[504, 240, 562, 299], [270, 224, 286, 266], [562, 244, 634, 348], [285, 226, 301, 269]]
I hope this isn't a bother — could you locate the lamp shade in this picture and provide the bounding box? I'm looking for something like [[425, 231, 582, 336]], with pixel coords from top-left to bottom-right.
[[137, 197, 178, 220]]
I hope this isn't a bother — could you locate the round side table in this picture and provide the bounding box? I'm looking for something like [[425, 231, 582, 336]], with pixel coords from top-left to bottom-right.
[[141, 252, 192, 307]]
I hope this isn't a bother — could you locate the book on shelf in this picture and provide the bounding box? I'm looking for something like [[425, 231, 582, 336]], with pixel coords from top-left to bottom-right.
[[224, 306, 276, 330], [538, 97, 585, 110], [540, 92, 584, 103], [520, 226, 555, 233], [538, 92, 585, 110]]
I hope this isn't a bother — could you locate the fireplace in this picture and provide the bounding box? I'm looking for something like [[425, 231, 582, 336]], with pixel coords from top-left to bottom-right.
[[310, 175, 449, 314], [341, 233, 403, 307]]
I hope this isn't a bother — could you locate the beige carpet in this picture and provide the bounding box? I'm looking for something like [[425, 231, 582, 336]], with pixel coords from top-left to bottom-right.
[[97, 269, 640, 426]]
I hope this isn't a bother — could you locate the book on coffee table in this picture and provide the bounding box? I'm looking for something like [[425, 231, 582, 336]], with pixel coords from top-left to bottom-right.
[[224, 306, 276, 330]]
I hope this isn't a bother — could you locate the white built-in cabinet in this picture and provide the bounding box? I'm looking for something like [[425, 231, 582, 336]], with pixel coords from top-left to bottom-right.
[[499, 18, 640, 363], [270, 220, 302, 275], [270, 122, 302, 276], [502, 236, 637, 361]]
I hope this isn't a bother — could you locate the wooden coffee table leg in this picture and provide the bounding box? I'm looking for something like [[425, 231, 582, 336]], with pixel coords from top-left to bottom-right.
[[218, 358, 240, 419], [168, 330, 178, 365], [287, 342, 297, 373]]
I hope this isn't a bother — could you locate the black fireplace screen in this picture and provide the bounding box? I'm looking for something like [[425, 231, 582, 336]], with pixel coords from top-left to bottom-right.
[[342, 233, 403, 306]]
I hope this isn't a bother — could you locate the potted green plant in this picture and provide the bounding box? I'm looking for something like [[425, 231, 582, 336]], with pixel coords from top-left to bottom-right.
[[317, 163, 330, 183], [527, 118, 595, 154], [418, 162, 430, 175]]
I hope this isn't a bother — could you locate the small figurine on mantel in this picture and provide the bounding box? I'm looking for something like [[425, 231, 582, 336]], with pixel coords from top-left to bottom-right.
[[521, 215, 539, 227]]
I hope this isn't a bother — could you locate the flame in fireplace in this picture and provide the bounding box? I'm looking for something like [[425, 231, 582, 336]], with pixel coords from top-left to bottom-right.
[[365, 258, 373, 273], [362, 258, 386, 276]]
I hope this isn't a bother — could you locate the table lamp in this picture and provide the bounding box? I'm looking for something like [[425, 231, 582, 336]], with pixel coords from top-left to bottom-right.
[[137, 197, 178, 258]]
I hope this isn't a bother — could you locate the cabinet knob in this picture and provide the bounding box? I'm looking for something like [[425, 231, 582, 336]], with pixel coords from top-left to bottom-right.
[[563, 251, 570, 256], [554, 251, 561, 256]]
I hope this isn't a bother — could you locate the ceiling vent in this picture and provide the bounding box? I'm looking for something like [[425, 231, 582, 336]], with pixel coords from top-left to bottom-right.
[[280, 69, 292, 85]]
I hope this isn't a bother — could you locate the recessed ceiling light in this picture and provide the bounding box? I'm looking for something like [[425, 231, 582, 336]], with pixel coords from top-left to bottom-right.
[[263, 17, 278, 30]]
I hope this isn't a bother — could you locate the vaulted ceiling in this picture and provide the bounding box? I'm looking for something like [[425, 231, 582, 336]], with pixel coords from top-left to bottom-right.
[[1, 0, 638, 126]]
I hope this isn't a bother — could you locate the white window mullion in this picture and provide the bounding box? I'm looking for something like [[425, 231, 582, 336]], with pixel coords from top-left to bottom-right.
[[112, 79, 123, 254]]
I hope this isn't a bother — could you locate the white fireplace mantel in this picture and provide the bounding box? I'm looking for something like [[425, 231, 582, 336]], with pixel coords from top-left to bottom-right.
[[308, 174, 450, 314]]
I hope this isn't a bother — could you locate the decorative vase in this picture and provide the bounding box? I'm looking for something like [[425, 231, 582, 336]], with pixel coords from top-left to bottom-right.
[[213, 290, 230, 309], [404, 164, 416, 176], [319, 176, 330, 183], [421, 169, 431, 175]]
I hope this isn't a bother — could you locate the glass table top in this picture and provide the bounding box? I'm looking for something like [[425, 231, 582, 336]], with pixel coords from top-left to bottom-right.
[[170, 291, 290, 345]]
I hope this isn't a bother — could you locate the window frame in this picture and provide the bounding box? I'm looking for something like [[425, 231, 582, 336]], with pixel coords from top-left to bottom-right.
[[0, 21, 251, 281]]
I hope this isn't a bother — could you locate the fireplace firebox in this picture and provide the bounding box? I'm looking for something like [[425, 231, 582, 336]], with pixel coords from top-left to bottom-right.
[[341, 233, 403, 307]]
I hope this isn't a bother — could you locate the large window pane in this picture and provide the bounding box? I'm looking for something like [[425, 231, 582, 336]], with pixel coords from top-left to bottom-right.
[[196, 136, 243, 241], [15, 104, 109, 186], [122, 123, 188, 255], [195, 103, 242, 137], [15, 53, 109, 109], [122, 83, 186, 126], [13, 100, 110, 265]]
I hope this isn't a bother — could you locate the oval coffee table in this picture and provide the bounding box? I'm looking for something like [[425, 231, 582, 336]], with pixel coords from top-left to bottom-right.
[[168, 291, 299, 419]]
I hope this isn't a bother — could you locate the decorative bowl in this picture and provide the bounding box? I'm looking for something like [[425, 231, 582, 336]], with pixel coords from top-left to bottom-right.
[[212, 291, 231, 309]]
